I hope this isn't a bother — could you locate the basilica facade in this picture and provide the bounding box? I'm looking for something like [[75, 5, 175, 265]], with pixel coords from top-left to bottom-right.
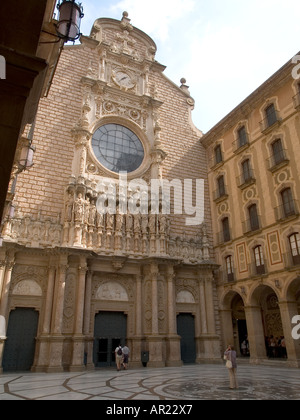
[[1, 12, 300, 374], [0, 13, 220, 372]]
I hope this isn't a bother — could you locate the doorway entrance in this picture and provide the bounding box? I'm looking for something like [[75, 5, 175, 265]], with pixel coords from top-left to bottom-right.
[[93, 312, 127, 368], [177, 313, 196, 364], [2, 308, 39, 372]]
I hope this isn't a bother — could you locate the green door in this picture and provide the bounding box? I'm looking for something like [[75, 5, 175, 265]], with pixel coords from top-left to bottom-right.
[[2, 308, 39, 372], [177, 313, 196, 364], [93, 312, 127, 367]]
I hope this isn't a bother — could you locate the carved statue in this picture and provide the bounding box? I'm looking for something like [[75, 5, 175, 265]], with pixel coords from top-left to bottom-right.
[[74, 193, 85, 223]]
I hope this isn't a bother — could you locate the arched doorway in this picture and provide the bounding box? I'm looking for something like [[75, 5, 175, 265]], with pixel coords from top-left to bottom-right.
[[177, 313, 196, 364], [93, 311, 127, 368], [232, 295, 249, 357], [220, 291, 248, 357], [249, 285, 284, 361], [2, 308, 39, 372]]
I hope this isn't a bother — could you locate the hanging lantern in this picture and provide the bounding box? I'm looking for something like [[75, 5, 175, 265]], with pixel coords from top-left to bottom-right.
[[18, 143, 36, 172], [56, 0, 84, 42]]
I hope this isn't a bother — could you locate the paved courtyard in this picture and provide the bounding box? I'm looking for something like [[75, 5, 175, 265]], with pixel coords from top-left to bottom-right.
[[0, 364, 300, 400]]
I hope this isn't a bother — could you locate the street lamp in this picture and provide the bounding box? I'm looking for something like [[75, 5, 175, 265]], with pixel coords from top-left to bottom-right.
[[56, 0, 84, 42]]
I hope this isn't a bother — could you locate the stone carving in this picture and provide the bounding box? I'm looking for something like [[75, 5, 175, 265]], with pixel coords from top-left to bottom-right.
[[95, 282, 129, 302], [176, 290, 196, 304], [12, 280, 43, 296]]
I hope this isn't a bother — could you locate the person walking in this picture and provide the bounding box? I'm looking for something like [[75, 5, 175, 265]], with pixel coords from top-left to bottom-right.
[[115, 345, 123, 372], [122, 344, 130, 370], [224, 345, 238, 390]]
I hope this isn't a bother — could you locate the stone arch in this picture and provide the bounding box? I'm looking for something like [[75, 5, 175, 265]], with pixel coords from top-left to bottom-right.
[[176, 290, 195, 304], [286, 276, 300, 308], [95, 282, 129, 302], [220, 290, 248, 356], [12, 280, 43, 297]]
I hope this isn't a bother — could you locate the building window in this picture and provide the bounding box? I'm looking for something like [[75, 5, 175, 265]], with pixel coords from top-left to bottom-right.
[[238, 126, 248, 148], [248, 204, 260, 231], [222, 217, 231, 243], [254, 245, 265, 275], [289, 233, 300, 265], [217, 175, 226, 198], [265, 104, 277, 127], [214, 145, 223, 165], [271, 139, 286, 166], [281, 188, 296, 218], [225, 256, 235, 282], [242, 159, 252, 183], [92, 124, 144, 173]]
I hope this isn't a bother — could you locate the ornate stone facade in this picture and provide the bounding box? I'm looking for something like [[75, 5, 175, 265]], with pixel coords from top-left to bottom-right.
[[0, 13, 220, 373]]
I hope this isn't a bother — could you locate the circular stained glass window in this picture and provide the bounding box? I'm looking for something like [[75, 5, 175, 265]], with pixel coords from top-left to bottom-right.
[[92, 124, 145, 173]]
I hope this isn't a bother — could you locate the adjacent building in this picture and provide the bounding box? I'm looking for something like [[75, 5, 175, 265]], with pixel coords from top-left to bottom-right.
[[201, 57, 300, 366]]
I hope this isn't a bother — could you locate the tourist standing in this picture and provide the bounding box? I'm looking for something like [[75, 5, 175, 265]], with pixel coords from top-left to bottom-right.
[[224, 345, 238, 390], [115, 345, 123, 372]]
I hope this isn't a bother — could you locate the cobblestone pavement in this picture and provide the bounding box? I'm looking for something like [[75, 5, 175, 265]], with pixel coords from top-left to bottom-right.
[[0, 364, 300, 400]]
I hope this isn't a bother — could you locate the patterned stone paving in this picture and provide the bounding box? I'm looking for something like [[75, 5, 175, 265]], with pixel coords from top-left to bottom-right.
[[0, 364, 299, 400]]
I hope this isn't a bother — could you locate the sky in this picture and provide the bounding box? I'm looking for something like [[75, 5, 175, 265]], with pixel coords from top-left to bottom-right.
[[71, 0, 300, 133]]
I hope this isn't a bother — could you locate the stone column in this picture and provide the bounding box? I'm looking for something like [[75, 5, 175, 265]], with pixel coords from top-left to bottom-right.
[[0, 250, 15, 374], [47, 254, 68, 372], [279, 300, 300, 367], [147, 262, 164, 368], [0, 315, 6, 374], [131, 272, 143, 368], [70, 256, 88, 371], [0, 253, 15, 320], [199, 280, 208, 334], [196, 270, 221, 363], [245, 305, 267, 363], [220, 308, 234, 351], [84, 269, 94, 369], [33, 262, 56, 372], [0, 253, 6, 299], [165, 264, 182, 367]]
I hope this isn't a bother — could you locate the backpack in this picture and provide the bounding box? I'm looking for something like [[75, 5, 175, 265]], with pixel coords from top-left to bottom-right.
[[117, 347, 123, 356]]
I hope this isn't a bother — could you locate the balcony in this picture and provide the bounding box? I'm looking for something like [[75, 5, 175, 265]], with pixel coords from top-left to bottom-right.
[[249, 261, 267, 277], [259, 109, 281, 134], [267, 149, 289, 172], [237, 170, 256, 189], [209, 156, 224, 170], [232, 136, 250, 154], [284, 251, 300, 268], [242, 215, 261, 235], [218, 269, 236, 284], [275, 200, 299, 222], [217, 230, 231, 245], [213, 186, 228, 203]]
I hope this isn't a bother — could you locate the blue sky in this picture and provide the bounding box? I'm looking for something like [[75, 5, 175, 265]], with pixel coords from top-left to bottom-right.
[[73, 0, 300, 133]]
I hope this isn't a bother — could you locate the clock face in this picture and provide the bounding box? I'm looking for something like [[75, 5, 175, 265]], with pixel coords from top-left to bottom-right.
[[113, 71, 135, 89]]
